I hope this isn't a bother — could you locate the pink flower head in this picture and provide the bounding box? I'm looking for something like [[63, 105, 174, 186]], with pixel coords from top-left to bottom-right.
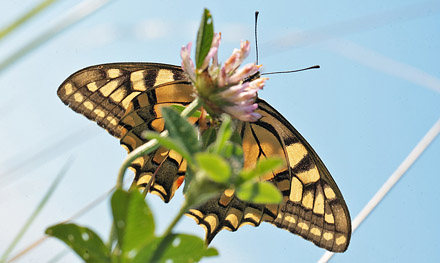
[[180, 33, 266, 122]]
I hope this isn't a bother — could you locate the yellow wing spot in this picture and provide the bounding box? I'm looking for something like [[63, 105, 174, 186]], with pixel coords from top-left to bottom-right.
[[225, 208, 242, 229], [189, 209, 204, 219], [107, 68, 122, 78], [64, 83, 74, 95], [86, 82, 99, 92], [310, 227, 322, 237], [99, 80, 120, 97], [324, 185, 336, 200], [151, 119, 165, 132], [325, 212, 335, 224], [323, 232, 334, 241], [83, 101, 94, 111], [154, 69, 174, 87], [335, 235, 347, 245], [168, 150, 182, 163], [244, 207, 262, 223], [106, 116, 118, 126], [152, 184, 167, 196], [284, 215, 296, 225], [289, 177, 303, 202], [224, 188, 235, 197], [110, 87, 126, 103], [137, 172, 152, 186], [130, 70, 147, 91], [302, 190, 314, 210], [298, 222, 309, 231], [313, 188, 325, 215], [73, 93, 84, 103], [219, 191, 234, 207], [286, 143, 307, 168], [204, 214, 219, 234], [121, 91, 141, 110], [297, 166, 320, 185], [93, 108, 106, 118]]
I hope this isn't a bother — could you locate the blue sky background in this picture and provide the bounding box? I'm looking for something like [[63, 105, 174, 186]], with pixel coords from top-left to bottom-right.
[[0, 0, 439, 262]]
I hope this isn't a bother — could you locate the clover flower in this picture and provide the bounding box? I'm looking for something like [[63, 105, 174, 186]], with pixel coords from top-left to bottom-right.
[[180, 33, 267, 122]]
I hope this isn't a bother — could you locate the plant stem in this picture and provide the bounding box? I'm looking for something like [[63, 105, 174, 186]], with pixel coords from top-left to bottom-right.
[[150, 200, 191, 263], [116, 98, 202, 189]]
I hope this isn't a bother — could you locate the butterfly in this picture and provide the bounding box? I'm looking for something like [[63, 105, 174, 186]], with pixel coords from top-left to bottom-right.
[[57, 62, 351, 252]]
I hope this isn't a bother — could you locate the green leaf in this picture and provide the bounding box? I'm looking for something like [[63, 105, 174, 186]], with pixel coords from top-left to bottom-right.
[[212, 114, 232, 154], [46, 224, 110, 263], [195, 8, 214, 69], [201, 127, 217, 150], [161, 107, 200, 154], [182, 166, 195, 194], [139, 234, 218, 263], [143, 131, 194, 166], [195, 153, 231, 183], [170, 104, 211, 120], [236, 181, 282, 204], [219, 141, 243, 176], [111, 189, 155, 260], [239, 157, 284, 182]]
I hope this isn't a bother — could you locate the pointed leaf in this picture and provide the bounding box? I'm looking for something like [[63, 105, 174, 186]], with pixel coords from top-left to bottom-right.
[[201, 127, 217, 150], [138, 234, 218, 263], [46, 223, 110, 263], [170, 104, 211, 120], [212, 114, 232, 153], [195, 153, 230, 183], [161, 107, 200, 154], [239, 157, 284, 182], [195, 8, 214, 69], [111, 189, 155, 259], [236, 181, 282, 204], [143, 131, 194, 166]]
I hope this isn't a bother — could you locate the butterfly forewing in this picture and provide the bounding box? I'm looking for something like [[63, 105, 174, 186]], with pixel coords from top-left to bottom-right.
[[57, 62, 351, 252], [57, 63, 187, 138]]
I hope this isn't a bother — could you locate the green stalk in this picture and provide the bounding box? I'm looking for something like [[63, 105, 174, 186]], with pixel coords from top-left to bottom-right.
[[150, 200, 191, 263], [0, 0, 60, 41], [0, 161, 70, 262], [116, 98, 202, 189]]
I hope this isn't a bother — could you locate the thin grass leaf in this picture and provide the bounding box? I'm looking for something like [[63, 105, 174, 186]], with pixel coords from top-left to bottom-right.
[[0, 0, 60, 41], [0, 0, 111, 73], [0, 160, 71, 262]]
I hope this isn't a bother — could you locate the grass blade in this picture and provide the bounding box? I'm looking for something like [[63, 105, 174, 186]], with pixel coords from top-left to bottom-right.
[[0, 160, 71, 262]]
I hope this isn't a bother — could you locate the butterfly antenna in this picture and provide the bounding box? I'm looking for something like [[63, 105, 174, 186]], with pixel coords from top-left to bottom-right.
[[254, 11, 259, 65], [261, 65, 320, 76]]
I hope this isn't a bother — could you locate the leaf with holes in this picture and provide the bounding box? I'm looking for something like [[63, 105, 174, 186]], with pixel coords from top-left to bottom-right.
[[46, 223, 110, 263], [111, 189, 156, 261], [134, 234, 218, 263], [236, 181, 282, 204]]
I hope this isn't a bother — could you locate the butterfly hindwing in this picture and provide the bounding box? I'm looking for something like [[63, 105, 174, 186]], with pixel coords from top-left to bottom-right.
[[119, 80, 196, 202], [188, 98, 351, 252], [57, 63, 351, 252]]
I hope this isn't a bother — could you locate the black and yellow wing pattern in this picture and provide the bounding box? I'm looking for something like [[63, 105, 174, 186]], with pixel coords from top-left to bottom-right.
[[57, 62, 351, 252]]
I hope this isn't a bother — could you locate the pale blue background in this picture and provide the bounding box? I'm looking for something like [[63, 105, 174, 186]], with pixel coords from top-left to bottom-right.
[[0, 0, 439, 262]]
